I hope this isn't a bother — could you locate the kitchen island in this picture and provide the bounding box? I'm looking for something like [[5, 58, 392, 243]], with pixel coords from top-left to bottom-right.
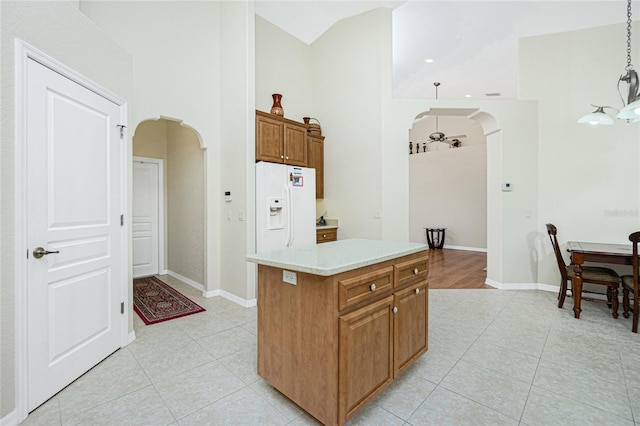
[[246, 239, 429, 425]]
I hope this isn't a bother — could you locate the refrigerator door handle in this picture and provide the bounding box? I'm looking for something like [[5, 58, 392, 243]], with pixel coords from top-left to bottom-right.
[[285, 183, 293, 247]]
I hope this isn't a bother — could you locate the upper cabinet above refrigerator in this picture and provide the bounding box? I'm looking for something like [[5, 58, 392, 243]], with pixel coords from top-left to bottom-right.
[[255, 110, 325, 199], [255, 110, 307, 166]]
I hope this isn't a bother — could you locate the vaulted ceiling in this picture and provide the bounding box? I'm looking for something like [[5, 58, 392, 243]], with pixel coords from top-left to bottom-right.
[[255, 0, 637, 100]]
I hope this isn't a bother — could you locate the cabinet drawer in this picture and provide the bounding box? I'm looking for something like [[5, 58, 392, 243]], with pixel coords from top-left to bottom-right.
[[316, 228, 337, 243], [394, 256, 428, 288], [339, 266, 393, 311]]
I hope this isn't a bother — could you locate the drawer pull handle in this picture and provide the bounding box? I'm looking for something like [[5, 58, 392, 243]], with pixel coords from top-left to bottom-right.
[[393, 306, 398, 314], [370, 283, 376, 291], [415, 288, 420, 294], [413, 268, 419, 275], [323, 234, 327, 238]]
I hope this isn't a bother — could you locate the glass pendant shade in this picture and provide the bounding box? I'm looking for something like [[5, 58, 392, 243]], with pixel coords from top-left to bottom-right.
[[577, 107, 615, 126], [617, 99, 640, 120]]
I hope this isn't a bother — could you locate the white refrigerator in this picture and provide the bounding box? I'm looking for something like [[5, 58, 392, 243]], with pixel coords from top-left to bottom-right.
[[256, 161, 316, 252]]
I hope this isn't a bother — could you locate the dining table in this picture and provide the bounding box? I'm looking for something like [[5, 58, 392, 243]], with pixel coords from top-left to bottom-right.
[[566, 241, 634, 319]]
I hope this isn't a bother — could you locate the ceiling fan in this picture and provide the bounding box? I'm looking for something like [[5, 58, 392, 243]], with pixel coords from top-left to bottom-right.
[[428, 82, 466, 148]]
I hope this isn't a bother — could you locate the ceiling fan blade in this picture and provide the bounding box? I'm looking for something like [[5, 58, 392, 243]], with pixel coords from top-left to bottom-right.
[[447, 134, 467, 139]]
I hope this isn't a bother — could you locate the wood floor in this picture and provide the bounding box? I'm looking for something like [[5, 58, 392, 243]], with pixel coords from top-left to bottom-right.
[[428, 249, 493, 289]]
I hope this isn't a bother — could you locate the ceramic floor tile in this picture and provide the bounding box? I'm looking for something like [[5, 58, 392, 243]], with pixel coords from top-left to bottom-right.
[[533, 358, 632, 420], [172, 310, 237, 340], [56, 347, 151, 417], [371, 369, 437, 420], [522, 385, 634, 426], [197, 325, 257, 358], [408, 386, 518, 425], [154, 360, 246, 420], [20, 397, 61, 426], [344, 403, 405, 426], [218, 345, 260, 385], [20, 286, 640, 425], [462, 340, 540, 383], [177, 386, 289, 425], [133, 339, 216, 382], [406, 345, 460, 384], [249, 379, 305, 421], [628, 384, 640, 421], [440, 360, 531, 419], [61, 385, 175, 425]]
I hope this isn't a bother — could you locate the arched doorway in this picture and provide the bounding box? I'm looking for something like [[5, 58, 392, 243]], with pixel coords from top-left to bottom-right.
[[132, 118, 207, 289], [408, 108, 501, 288]]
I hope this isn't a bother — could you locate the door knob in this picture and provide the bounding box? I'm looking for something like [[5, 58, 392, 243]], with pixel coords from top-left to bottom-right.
[[33, 247, 59, 259]]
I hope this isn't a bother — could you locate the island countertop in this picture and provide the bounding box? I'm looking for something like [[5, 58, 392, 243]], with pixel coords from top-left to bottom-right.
[[246, 238, 428, 276]]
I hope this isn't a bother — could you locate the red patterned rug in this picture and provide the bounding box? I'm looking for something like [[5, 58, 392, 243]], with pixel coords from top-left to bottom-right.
[[133, 276, 205, 325]]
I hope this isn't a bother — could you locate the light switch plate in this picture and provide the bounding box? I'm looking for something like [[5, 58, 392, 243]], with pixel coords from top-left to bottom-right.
[[283, 270, 297, 285]]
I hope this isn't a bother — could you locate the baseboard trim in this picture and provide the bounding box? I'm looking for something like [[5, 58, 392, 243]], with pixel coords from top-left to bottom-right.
[[202, 289, 256, 308], [0, 410, 18, 426], [166, 270, 204, 292], [127, 330, 136, 345], [441, 245, 487, 253], [484, 280, 609, 301]]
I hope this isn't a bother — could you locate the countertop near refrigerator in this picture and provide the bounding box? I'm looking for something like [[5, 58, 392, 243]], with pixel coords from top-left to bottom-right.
[[316, 218, 338, 230], [246, 238, 426, 276]]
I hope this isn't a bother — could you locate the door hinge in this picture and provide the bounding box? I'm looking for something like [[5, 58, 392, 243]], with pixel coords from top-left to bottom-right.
[[120, 302, 124, 314], [116, 124, 126, 139], [120, 214, 124, 226]]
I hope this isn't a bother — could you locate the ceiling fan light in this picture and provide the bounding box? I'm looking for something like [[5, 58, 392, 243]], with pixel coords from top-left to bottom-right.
[[617, 99, 640, 120], [577, 108, 614, 126]]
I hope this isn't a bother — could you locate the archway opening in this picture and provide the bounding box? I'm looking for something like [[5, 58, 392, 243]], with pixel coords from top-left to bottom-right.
[[132, 118, 206, 289], [409, 109, 487, 250]]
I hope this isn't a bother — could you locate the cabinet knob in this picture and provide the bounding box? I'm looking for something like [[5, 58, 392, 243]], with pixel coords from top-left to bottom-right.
[[413, 268, 419, 275], [370, 283, 376, 291], [285, 156, 289, 160], [323, 234, 327, 238], [393, 306, 398, 314], [415, 287, 420, 294], [280, 155, 284, 159]]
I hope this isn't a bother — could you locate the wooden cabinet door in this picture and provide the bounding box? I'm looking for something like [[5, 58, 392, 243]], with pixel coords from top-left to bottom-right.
[[339, 295, 393, 425], [393, 281, 428, 378], [256, 115, 284, 163], [284, 123, 307, 166], [307, 135, 324, 198]]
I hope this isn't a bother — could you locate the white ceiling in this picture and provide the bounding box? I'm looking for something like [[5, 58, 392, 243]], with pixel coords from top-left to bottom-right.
[[255, 0, 637, 100]]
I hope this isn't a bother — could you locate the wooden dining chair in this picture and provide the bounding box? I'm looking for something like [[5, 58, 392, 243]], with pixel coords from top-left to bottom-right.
[[546, 224, 621, 316], [622, 231, 640, 332]]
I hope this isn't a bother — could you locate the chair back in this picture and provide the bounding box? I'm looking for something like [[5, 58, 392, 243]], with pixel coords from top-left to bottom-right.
[[546, 223, 568, 281], [629, 231, 640, 286]]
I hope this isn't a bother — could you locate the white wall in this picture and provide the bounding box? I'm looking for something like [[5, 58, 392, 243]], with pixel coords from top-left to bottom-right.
[[520, 23, 640, 289], [312, 9, 387, 240], [409, 144, 487, 249], [167, 122, 205, 285], [80, 1, 224, 296], [0, 1, 132, 420], [219, 1, 256, 303], [255, 16, 312, 122]]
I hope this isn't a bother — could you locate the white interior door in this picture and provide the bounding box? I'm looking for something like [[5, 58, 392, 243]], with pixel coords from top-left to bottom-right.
[[26, 57, 125, 411], [132, 158, 161, 278]]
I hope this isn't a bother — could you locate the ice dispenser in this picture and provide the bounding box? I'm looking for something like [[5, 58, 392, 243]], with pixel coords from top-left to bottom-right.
[[267, 197, 285, 229]]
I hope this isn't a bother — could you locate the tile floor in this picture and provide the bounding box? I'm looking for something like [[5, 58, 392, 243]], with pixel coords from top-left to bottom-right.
[[23, 275, 640, 425]]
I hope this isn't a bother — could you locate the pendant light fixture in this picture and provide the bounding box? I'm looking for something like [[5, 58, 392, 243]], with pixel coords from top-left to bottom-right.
[[578, 0, 640, 125]]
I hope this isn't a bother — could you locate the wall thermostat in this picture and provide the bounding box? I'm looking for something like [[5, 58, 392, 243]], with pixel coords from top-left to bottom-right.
[[224, 191, 232, 201], [502, 182, 512, 192]]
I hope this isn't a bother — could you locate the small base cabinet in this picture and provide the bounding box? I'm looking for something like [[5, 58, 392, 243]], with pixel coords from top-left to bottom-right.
[[256, 250, 429, 426]]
